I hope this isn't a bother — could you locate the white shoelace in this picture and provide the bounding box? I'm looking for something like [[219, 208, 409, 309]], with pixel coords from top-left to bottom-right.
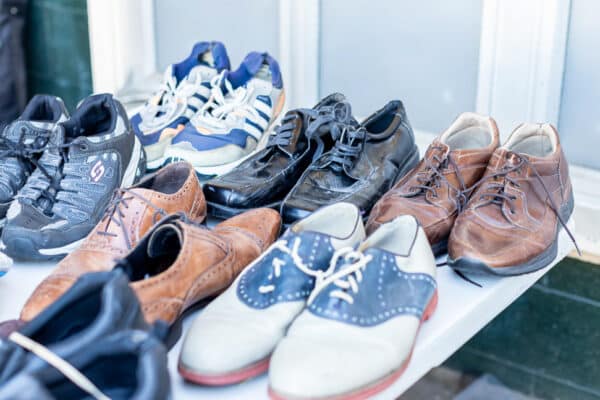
[[258, 237, 338, 295], [140, 68, 204, 124], [192, 71, 262, 130], [307, 247, 373, 305], [9, 332, 110, 400]]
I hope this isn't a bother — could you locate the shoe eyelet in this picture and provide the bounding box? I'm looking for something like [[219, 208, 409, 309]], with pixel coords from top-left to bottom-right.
[[79, 143, 89, 151]]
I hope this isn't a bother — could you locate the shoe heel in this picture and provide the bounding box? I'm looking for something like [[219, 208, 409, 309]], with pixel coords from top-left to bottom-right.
[[422, 290, 438, 322]]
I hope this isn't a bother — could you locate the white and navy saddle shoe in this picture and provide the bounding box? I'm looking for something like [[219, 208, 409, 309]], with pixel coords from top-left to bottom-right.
[[178, 202, 365, 385], [269, 215, 438, 400]]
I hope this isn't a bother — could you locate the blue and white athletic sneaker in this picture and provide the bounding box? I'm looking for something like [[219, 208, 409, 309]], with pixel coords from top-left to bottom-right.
[[164, 52, 285, 180], [178, 203, 364, 385], [130, 41, 230, 170], [269, 215, 438, 400]]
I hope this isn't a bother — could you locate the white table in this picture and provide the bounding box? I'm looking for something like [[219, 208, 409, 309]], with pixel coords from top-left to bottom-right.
[[0, 217, 574, 399]]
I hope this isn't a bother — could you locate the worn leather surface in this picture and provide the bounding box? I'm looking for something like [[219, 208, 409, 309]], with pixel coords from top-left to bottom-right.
[[203, 93, 346, 210], [367, 122, 499, 248], [282, 100, 418, 224], [20, 162, 206, 321], [448, 127, 573, 268], [127, 208, 281, 324]]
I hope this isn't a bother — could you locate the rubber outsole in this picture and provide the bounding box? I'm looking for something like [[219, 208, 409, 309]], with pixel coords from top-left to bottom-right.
[[268, 290, 438, 400], [179, 356, 271, 386]]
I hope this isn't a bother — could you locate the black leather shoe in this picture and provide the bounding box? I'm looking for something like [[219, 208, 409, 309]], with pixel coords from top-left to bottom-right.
[[0, 330, 170, 400], [0, 270, 149, 384], [203, 93, 353, 219], [281, 100, 419, 225]]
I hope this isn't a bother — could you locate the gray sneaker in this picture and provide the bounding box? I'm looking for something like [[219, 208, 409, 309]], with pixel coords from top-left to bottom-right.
[[0, 95, 69, 226], [1, 94, 146, 261]]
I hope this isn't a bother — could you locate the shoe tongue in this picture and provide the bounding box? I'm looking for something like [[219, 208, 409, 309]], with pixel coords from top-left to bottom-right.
[[48, 125, 66, 147], [147, 223, 183, 259], [186, 64, 218, 83]]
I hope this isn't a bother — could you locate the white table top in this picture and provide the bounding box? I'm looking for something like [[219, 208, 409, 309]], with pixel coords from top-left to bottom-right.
[[0, 219, 574, 399]]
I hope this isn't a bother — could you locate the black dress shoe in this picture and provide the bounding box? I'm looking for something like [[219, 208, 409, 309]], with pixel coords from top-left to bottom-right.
[[0, 270, 149, 384], [281, 100, 419, 225], [0, 330, 170, 400], [203, 93, 353, 219]]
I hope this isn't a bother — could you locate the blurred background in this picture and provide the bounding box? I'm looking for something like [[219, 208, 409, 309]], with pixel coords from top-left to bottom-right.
[[3, 0, 599, 399]]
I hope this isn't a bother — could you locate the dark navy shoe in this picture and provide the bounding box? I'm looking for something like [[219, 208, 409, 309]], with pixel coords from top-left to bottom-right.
[[0, 95, 69, 226], [0, 270, 149, 385], [0, 330, 170, 400], [1, 94, 145, 261]]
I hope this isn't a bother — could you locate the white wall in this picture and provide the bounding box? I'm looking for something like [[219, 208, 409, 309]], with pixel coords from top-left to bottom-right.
[[319, 0, 483, 132], [558, 0, 600, 169], [154, 0, 280, 70]]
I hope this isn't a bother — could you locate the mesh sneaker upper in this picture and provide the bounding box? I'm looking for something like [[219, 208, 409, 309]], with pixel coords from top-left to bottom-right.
[[0, 95, 68, 207], [9, 94, 139, 231], [131, 41, 231, 146], [171, 52, 284, 155]]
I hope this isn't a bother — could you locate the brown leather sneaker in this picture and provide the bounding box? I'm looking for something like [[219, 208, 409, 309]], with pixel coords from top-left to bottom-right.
[[366, 113, 499, 254], [116, 208, 281, 345], [448, 123, 577, 275], [20, 162, 206, 321]]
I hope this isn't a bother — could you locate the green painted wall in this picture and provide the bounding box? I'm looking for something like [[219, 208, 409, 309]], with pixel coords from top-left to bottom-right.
[[446, 258, 600, 400], [25, 0, 92, 110]]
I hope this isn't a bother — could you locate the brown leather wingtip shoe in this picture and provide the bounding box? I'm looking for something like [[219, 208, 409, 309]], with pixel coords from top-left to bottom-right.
[[20, 162, 206, 321], [448, 123, 576, 275], [117, 208, 281, 345], [366, 112, 499, 254]]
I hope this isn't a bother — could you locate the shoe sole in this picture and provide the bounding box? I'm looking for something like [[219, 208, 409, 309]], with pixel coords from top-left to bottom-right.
[[3, 136, 145, 261], [268, 290, 439, 400], [447, 195, 575, 276]]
